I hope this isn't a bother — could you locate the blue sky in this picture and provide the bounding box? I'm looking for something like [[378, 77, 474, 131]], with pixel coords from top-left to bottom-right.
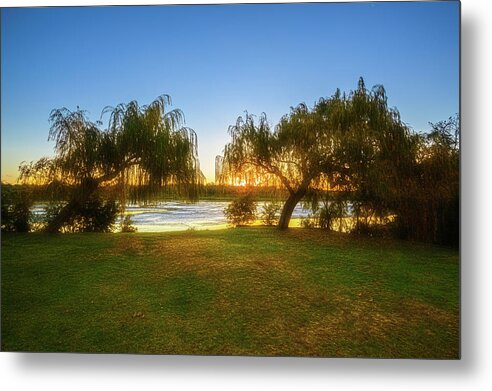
[[1, 1, 459, 183]]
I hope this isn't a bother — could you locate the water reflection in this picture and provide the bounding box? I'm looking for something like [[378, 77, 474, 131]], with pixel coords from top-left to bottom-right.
[[32, 201, 311, 232], [121, 201, 310, 232]]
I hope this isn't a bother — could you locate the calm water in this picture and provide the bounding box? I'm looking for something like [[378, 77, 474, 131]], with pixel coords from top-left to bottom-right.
[[32, 201, 311, 232]]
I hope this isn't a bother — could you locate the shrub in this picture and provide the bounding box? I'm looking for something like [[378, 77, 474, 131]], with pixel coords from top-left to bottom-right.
[[44, 197, 119, 233], [300, 199, 348, 231], [74, 198, 119, 232], [1, 184, 33, 232], [300, 214, 317, 228], [317, 204, 335, 230], [120, 215, 137, 233], [351, 221, 375, 236], [224, 194, 257, 227], [351, 221, 390, 238], [261, 202, 281, 226], [43, 203, 64, 231]]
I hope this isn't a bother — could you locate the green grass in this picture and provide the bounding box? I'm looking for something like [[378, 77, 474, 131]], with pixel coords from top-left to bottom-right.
[[1, 228, 459, 358]]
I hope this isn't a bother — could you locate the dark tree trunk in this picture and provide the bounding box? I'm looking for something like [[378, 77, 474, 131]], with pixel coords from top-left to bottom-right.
[[45, 178, 99, 233], [45, 199, 80, 233], [278, 188, 307, 230]]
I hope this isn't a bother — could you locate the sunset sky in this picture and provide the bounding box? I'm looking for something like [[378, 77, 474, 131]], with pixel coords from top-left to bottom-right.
[[1, 1, 459, 183]]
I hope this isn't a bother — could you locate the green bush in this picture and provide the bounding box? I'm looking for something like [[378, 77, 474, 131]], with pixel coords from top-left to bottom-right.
[[261, 202, 281, 226], [351, 221, 389, 238], [1, 184, 33, 232], [301, 199, 348, 231], [300, 215, 317, 228], [120, 215, 137, 233], [224, 194, 257, 227], [43, 203, 64, 231], [44, 197, 119, 233], [317, 204, 335, 230]]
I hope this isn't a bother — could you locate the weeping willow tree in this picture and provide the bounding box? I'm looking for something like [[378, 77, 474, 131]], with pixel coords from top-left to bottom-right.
[[223, 107, 335, 229], [222, 78, 458, 242], [222, 78, 413, 229], [19, 95, 199, 233], [326, 79, 418, 226], [336, 81, 458, 244]]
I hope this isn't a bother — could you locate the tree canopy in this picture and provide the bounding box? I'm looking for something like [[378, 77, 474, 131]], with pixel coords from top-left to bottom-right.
[[222, 78, 414, 229], [20, 95, 200, 233], [395, 116, 460, 244]]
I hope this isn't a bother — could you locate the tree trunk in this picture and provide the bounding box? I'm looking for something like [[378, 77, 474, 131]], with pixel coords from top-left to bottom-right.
[[45, 199, 80, 233], [278, 188, 306, 230], [45, 178, 99, 233]]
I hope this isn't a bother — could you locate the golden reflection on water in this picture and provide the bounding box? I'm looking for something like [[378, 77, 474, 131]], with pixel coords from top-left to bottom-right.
[[122, 205, 391, 233], [127, 217, 385, 233], [130, 218, 304, 232]]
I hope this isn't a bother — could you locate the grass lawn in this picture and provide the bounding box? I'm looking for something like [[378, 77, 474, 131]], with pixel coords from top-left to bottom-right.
[[1, 228, 459, 358]]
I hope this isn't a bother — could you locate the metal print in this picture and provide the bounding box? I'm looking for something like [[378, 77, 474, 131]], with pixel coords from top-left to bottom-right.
[[1, 1, 460, 358]]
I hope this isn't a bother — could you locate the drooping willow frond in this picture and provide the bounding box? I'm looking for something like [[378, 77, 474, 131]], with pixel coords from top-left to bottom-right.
[[19, 95, 201, 204]]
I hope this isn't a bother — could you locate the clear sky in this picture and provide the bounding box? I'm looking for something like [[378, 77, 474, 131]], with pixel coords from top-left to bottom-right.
[[1, 1, 459, 183]]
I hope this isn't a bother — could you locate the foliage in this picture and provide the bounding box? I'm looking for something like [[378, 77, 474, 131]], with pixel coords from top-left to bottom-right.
[[222, 106, 330, 228], [301, 201, 349, 231], [120, 215, 137, 233], [320, 201, 348, 231], [261, 202, 281, 226], [19, 95, 199, 232], [302, 191, 350, 231], [300, 215, 317, 228], [390, 116, 460, 245], [1, 184, 33, 232], [300, 211, 328, 229], [222, 78, 413, 229], [224, 194, 257, 226], [73, 198, 118, 233], [221, 78, 459, 244], [43, 203, 64, 229], [43, 197, 119, 233], [199, 183, 288, 201], [351, 221, 389, 238]]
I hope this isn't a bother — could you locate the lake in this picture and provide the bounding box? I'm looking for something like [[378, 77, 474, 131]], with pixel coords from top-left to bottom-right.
[[32, 201, 311, 232]]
